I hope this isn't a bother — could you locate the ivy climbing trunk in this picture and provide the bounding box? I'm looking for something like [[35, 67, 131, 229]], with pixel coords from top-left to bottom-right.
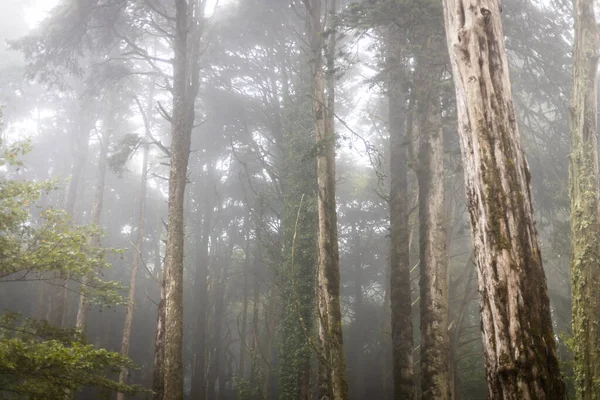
[[441, 0, 567, 398], [278, 43, 317, 400], [570, 0, 600, 396], [162, 1, 205, 400], [305, 0, 348, 399]]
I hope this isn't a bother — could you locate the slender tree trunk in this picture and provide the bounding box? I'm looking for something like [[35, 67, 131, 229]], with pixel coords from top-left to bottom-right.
[[208, 249, 229, 400], [75, 125, 110, 330], [117, 137, 150, 400], [416, 55, 450, 400], [240, 245, 249, 380], [441, 1, 567, 397], [152, 274, 167, 400], [570, 0, 600, 397], [387, 26, 414, 400], [352, 226, 365, 400], [249, 248, 261, 387], [50, 106, 92, 328], [306, 1, 347, 399], [163, 1, 204, 400], [191, 171, 213, 400]]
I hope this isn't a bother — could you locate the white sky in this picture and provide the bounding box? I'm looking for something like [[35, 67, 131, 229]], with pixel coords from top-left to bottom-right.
[[26, 0, 223, 30]]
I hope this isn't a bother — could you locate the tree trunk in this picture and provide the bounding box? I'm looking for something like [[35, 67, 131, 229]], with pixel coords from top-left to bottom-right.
[[191, 170, 213, 400], [163, 1, 204, 400], [152, 274, 167, 400], [416, 55, 450, 400], [75, 124, 110, 330], [441, 1, 567, 398], [306, 1, 348, 399], [117, 124, 150, 399], [386, 25, 414, 400], [570, 0, 600, 397], [352, 225, 365, 400]]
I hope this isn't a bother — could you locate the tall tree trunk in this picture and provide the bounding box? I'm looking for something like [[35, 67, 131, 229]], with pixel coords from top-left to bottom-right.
[[306, 1, 347, 399], [352, 225, 365, 400], [117, 120, 150, 399], [570, 0, 600, 397], [191, 170, 213, 400], [416, 55, 450, 400], [152, 274, 167, 400], [441, 1, 567, 398], [75, 124, 110, 330], [386, 25, 414, 400], [163, 1, 205, 400], [208, 248, 229, 400]]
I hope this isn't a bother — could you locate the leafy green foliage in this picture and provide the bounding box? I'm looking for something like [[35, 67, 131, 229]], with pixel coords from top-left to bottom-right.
[[0, 314, 146, 399], [0, 135, 145, 398]]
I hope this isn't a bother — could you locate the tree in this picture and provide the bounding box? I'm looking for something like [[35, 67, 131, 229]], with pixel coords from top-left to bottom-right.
[[304, 0, 348, 398], [569, 0, 600, 396], [441, 0, 567, 397], [161, 1, 206, 400], [0, 136, 143, 400], [385, 17, 415, 400]]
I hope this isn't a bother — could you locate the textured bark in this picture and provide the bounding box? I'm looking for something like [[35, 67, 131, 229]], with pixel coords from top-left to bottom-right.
[[162, 1, 204, 400], [117, 135, 150, 400], [75, 125, 110, 330], [305, 1, 348, 399], [570, 0, 600, 396], [152, 274, 167, 400], [441, 1, 567, 398], [387, 28, 414, 400], [416, 55, 450, 400], [191, 172, 213, 400]]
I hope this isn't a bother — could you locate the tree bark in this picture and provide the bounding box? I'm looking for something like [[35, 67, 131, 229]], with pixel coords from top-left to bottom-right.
[[152, 273, 167, 400], [163, 1, 205, 400], [416, 53, 450, 400], [441, 1, 567, 398], [305, 1, 348, 399], [386, 26, 414, 400], [117, 110, 151, 399], [570, 0, 600, 397]]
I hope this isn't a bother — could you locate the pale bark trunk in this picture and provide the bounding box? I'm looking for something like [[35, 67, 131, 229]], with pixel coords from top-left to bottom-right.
[[387, 27, 414, 400], [570, 0, 600, 397], [75, 125, 110, 330], [152, 274, 167, 400], [416, 56, 450, 400], [441, 1, 567, 398], [163, 1, 204, 400], [117, 136, 150, 400], [306, 1, 347, 399]]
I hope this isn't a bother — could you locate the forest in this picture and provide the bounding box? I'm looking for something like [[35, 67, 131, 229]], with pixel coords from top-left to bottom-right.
[[0, 0, 594, 398]]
